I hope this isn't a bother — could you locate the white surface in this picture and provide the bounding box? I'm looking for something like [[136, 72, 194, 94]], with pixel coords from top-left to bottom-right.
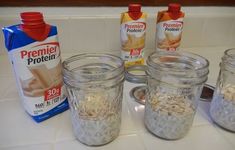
[[0, 47, 235, 149]]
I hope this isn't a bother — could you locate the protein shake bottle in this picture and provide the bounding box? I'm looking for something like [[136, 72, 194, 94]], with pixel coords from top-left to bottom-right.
[[120, 4, 147, 67], [2, 12, 69, 122], [155, 3, 184, 51]]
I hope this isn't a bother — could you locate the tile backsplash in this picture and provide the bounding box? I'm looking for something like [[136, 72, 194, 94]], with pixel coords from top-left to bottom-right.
[[1, 7, 235, 55]]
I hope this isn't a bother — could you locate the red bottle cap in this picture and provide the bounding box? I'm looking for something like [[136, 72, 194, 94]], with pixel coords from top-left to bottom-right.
[[128, 4, 141, 12], [20, 12, 50, 41], [128, 4, 142, 20], [168, 3, 181, 12], [21, 12, 45, 26]]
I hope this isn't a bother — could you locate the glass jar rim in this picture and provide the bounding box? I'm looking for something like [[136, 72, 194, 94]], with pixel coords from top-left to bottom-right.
[[223, 48, 235, 65], [147, 51, 209, 78], [125, 65, 147, 83], [224, 48, 235, 59], [221, 48, 235, 72], [62, 53, 124, 84]]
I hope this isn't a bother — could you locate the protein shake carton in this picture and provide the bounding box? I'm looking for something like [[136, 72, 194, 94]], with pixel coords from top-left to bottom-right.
[[2, 12, 69, 122], [155, 3, 184, 51], [120, 4, 147, 67]]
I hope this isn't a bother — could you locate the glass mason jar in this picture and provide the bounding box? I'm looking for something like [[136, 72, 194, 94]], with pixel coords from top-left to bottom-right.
[[210, 49, 235, 132], [62, 53, 125, 146], [145, 51, 209, 140]]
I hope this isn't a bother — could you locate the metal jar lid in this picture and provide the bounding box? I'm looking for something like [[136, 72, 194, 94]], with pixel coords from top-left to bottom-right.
[[130, 86, 147, 105], [200, 83, 215, 102], [125, 65, 147, 83]]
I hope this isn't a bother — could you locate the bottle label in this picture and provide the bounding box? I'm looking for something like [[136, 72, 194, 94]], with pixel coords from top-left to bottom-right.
[[120, 13, 146, 67], [8, 34, 68, 122], [156, 16, 184, 51]]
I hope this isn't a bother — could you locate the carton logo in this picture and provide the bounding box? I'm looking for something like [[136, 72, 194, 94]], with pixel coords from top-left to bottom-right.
[[20, 42, 60, 65], [163, 21, 183, 31], [125, 22, 146, 33]]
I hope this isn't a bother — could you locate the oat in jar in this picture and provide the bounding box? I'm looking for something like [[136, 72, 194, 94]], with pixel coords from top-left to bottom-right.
[[210, 48, 235, 132], [145, 51, 209, 139], [62, 53, 124, 146]]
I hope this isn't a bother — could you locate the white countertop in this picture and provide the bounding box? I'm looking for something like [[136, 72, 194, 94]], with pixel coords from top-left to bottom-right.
[[0, 47, 235, 150]]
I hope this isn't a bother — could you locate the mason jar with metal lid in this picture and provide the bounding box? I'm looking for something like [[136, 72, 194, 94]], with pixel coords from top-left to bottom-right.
[[125, 65, 148, 105], [145, 51, 209, 140], [210, 48, 235, 132], [62, 53, 125, 146]]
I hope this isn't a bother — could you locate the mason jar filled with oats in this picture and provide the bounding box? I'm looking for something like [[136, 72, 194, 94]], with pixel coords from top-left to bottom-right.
[[210, 48, 235, 132], [62, 53, 124, 146], [145, 51, 209, 139]]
